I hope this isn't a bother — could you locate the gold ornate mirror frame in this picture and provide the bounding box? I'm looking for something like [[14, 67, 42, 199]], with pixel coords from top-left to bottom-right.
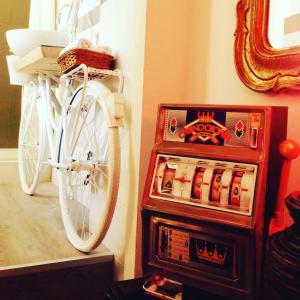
[[234, 0, 300, 92]]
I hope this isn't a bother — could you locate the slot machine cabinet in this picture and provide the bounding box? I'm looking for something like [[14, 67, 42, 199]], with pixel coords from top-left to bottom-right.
[[141, 104, 287, 300]]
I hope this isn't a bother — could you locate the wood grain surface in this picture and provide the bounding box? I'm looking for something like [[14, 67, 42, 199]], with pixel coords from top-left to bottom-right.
[[13, 46, 62, 74], [0, 182, 113, 277]]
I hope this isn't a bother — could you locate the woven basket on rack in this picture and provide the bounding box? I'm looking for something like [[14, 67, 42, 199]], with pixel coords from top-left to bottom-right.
[[57, 48, 114, 73]]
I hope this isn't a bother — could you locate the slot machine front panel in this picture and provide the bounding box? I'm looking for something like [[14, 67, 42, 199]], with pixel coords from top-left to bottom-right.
[[163, 109, 262, 149], [145, 215, 251, 297], [150, 154, 257, 216]]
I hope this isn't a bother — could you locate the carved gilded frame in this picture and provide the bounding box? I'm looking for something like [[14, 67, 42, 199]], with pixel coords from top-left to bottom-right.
[[234, 0, 300, 92]]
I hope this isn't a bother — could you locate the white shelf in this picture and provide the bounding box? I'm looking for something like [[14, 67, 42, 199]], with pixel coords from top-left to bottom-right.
[[13, 46, 63, 74]]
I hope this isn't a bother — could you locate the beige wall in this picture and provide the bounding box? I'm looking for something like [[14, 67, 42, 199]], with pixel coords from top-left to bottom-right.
[[29, 0, 56, 30], [81, 0, 147, 280], [0, 0, 30, 147]]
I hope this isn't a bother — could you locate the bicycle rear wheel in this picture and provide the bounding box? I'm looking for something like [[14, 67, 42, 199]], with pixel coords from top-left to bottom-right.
[[18, 83, 46, 195], [58, 80, 120, 252]]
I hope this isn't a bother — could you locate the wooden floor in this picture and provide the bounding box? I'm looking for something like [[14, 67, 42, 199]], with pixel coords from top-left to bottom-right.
[[0, 181, 113, 277]]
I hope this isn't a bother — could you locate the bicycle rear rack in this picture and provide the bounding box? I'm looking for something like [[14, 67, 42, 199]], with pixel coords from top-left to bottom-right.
[[60, 64, 124, 93]]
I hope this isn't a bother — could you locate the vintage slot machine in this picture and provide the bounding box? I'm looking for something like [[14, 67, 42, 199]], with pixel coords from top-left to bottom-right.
[[141, 104, 287, 299]]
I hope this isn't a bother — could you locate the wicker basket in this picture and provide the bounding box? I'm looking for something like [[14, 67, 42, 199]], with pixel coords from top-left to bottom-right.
[[57, 48, 114, 73]]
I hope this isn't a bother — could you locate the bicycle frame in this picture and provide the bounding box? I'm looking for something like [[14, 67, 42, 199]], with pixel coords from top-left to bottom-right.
[[17, 59, 124, 250], [35, 64, 123, 173]]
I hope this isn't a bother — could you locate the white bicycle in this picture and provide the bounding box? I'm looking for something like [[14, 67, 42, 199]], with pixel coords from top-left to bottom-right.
[[18, 64, 124, 252]]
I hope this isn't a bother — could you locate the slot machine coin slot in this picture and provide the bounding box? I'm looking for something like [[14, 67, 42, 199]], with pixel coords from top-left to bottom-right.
[[250, 127, 258, 149]]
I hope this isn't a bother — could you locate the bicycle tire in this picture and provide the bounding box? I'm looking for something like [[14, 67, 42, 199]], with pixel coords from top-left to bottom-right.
[[18, 83, 46, 195], [57, 80, 120, 252]]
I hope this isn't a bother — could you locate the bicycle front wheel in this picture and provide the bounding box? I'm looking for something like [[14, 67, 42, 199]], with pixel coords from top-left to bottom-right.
[[18, 83, 46, 195], [58, 80, 120, 252]]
